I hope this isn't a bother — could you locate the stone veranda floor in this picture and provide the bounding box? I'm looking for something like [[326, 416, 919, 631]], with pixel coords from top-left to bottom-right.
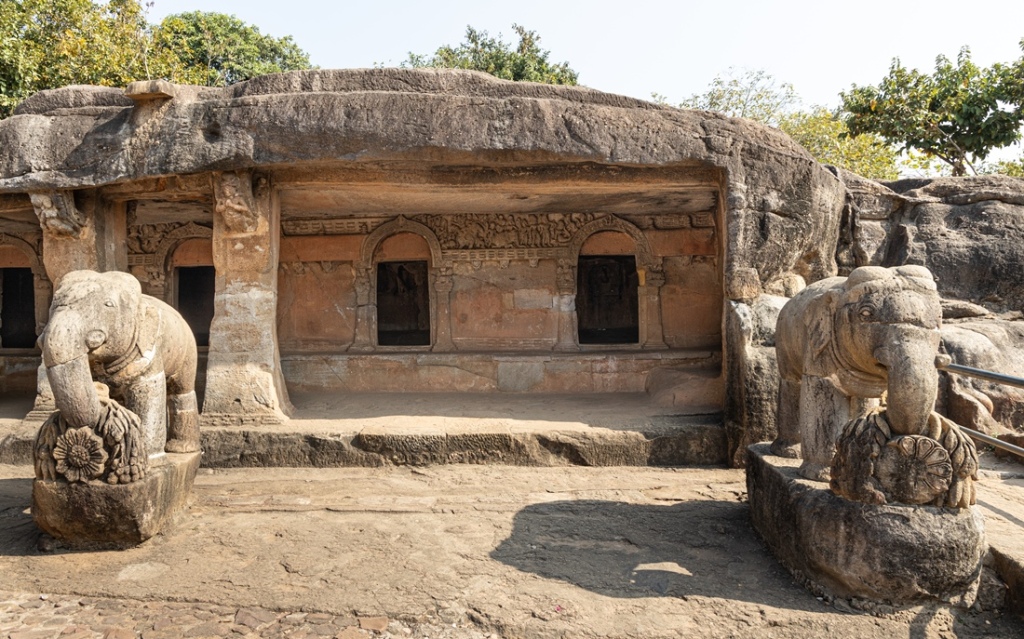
[[2, 463, 1024, 639]]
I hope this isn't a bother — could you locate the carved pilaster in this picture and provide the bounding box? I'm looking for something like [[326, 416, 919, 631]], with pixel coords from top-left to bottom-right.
[[203, 171, 291, 424], [641, 266, 668, 350], [351, 267, 374, 351], [554, 259, 578, 351], [432, 266, 455, 352]]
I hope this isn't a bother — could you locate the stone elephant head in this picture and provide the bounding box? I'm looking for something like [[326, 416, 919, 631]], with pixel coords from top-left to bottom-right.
[[40, 270, 149, 429], [810, 265, 943, 436]]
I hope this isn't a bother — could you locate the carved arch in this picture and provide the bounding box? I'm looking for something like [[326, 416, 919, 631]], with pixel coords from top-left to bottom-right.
[[0, 232, 44, 275], [352, 216, 449, 351], [357, 216, 445, 270], [145, 222, 213, 303], [0, 232, 50, 336], [154, 222, 214, 273], [566, 215, 655, 269]]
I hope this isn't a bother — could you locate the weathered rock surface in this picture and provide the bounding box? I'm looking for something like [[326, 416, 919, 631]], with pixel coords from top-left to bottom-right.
[[748, 444, 986, 605], [0, 68, 845, 292], [32, 451, 200, 547], [724, 294, 786, 466]]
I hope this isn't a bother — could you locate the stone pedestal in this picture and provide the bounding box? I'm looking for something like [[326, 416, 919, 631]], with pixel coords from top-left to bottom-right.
[[32, 452, 201, 548], [746, 443, 986, 606]]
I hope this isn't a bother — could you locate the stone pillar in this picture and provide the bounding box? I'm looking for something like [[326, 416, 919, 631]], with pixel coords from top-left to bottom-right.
[[202, 171, 291, 425], [27, 190, 125, 423], [432, 265, 456, 351], [554, 259, 578, 351], [351, 267, 374, 351], [641, 266, 668, 349]]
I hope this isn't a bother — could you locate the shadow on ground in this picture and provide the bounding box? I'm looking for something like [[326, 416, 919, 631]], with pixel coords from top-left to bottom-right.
[[0, 476, 37, 557], [491, 498, 821, 611]]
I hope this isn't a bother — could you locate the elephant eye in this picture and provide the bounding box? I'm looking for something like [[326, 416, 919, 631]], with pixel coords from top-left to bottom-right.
[[857, 306, 876, 320], [104, 300, 116, 308]]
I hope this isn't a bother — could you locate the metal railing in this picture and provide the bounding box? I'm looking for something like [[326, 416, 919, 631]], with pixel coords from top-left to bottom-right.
[[937, 361, 1024, 459]]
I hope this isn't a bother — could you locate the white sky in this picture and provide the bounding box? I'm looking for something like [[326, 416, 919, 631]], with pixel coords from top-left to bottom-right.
[[147, 0, 1024, 109]]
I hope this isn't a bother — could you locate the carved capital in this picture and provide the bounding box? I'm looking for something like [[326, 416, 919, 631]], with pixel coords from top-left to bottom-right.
[[556, 259, 576, 294], [30, 191, 85, 237], [645, 268, 666, 289], [213, 171, 259, 233]]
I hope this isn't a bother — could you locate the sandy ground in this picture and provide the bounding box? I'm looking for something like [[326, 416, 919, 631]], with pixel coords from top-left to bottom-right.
[[1, 463, 1022, 639]]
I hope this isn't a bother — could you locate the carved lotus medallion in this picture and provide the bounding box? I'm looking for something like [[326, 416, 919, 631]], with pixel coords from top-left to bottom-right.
[[52, 427, 108, 483], [874, 435, 953, 505]]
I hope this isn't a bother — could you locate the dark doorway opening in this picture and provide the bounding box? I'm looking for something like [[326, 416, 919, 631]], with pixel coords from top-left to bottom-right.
[[0, 268, 36, 348], [577, 255, 639, 345], [377, 260, 430, 346], [177, 266, 216, 347]]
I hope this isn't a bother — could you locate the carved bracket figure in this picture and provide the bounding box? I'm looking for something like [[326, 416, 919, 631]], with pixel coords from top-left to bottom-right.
[[771, 265, 946, 481], [213, 171, 259, 233], [29, 191, 85, 237], [37, 270, 200, 463]]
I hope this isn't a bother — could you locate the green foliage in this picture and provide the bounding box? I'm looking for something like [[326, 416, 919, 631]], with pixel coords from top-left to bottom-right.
[[0, 0, 153, 117], [982, 157, 1024, 177], [405, 25, 578, 85], [667, 69, 900, 180], [0, 0, 313, 118], [841, 46, 1024, 176], [151, 11, 311, 86], [779, 108, 899, 180], [677, 68, 797, 126]]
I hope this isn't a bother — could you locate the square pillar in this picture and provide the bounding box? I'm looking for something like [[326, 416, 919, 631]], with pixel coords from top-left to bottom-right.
[[202, 171, 292, 425]]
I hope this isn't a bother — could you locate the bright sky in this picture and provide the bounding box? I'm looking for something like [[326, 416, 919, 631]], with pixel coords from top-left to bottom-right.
[[147, 0, 1024, 110]]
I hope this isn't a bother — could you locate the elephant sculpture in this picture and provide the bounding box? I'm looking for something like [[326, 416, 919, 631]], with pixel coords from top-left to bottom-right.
[[771, 265, 944, 481], [39, 270, 200, 460]]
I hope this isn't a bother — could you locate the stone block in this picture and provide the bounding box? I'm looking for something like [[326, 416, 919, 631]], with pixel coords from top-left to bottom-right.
[[746, 443, 985, 606], [32, 452, 201, 547]]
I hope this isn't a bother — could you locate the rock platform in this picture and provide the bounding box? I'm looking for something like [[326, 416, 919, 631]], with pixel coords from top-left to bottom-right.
[[31, 452, 201, 548], [1, 392, 728, 469], [747, 443, 987, 605]]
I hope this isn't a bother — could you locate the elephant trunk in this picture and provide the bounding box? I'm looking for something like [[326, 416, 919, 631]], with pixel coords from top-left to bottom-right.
[[46, 357, 101, 429], [42, 309, 101, 429], [875, 328, 940, 436]]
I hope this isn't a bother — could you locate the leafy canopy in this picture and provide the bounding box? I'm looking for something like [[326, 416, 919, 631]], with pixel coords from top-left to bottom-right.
[[780, 109, 899, 181], [0, 0, 313, 118], [151, 11, 311, 87], [675, 68, 797, 127], [405, 24, 578, 85], [841, 45, 1024, 176], [666, 69, 900, 181]]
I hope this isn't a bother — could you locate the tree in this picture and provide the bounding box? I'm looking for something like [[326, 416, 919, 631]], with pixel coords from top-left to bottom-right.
[[841, 46, 1024, 176], [0, 1, 313, 119], [675, 68, 797, 126], [405, 24, 578, 85], [151, 11, 312, 87], [780, 109, 899, 181], [0, 0, 154, 117], [982, 157, 1024, 178], [666, 69, 900, 180]]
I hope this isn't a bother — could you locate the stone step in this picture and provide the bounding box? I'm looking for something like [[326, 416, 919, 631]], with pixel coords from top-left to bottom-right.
[[1, 393, 727, 468]]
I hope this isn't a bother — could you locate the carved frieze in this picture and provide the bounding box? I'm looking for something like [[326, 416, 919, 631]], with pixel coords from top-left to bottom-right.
[[414, 213, 599, 250], [282, 218, 387, 236]]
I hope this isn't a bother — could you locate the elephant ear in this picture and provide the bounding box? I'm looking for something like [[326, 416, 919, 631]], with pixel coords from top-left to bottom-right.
[[808, 289, 839, 364], [135, 299, 162, 360]]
